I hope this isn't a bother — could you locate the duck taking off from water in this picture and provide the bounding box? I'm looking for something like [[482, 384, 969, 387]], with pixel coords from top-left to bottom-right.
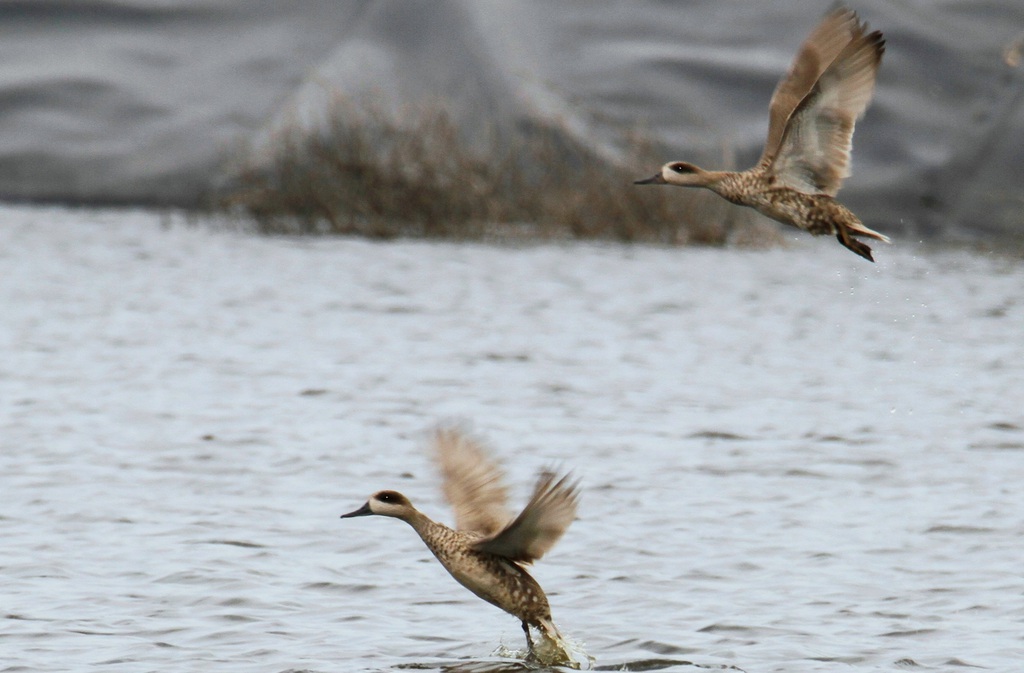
[[635, 6, 889, 261], [340, 427, 579, 656]]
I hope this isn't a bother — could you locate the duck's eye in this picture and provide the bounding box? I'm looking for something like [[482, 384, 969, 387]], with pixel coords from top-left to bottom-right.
[[671, 164, 691, 173], [378, 492, 398, 503]]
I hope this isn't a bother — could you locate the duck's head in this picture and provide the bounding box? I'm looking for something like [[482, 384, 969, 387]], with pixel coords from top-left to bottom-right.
[[634, 161, 708, 187], [340, 490, 415, 520]]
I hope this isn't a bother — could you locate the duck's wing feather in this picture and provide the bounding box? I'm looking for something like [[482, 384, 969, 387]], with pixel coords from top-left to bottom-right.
[[473, 470, 579, 564], [759, 7, 865, 167], [433, 427, 511, 537], [767, 27, 884, 195]]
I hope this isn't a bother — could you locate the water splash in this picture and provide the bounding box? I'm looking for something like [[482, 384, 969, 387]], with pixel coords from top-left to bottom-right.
[[491, 626, 595, 670], [536, 628, 594, 670]]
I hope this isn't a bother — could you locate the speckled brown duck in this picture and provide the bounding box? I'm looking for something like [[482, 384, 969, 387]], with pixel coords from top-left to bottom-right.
[[636, 6, 890, 261], [340, 427, 579, 655]]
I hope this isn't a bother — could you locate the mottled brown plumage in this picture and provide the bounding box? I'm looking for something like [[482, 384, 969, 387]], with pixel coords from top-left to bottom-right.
[[340, 428, 579, 654], [635, 6, 890, 261]]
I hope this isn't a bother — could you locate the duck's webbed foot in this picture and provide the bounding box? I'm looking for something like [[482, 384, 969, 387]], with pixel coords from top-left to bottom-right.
[[522, 621, 536, 660], [837, 228, 875, 262]]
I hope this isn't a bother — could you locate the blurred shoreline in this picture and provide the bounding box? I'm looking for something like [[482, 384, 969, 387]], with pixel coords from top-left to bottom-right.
[[1, 2, 1022, 241]]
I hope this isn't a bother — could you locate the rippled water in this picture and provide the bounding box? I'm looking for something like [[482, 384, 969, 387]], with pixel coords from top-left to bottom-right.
[[3, 205, 1023, 672]]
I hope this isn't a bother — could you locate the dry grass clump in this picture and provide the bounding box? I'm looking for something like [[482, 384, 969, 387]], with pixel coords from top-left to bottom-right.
[[218, 100, 770, 246]]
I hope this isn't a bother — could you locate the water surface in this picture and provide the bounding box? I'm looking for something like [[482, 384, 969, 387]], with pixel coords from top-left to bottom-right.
[[2, 206, 1023, 672]]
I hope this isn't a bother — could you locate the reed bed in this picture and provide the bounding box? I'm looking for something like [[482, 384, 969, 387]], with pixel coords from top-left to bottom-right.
[[218, 101, 773, 246]]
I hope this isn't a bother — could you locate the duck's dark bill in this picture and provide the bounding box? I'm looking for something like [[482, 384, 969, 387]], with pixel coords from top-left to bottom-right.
[[340, 502, 373, 518], [634, 174, 666, 185]]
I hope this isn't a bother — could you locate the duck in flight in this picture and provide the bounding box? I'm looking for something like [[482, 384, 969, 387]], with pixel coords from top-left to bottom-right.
[[340, 427, 579, 657], [636, 6, 889, 261]]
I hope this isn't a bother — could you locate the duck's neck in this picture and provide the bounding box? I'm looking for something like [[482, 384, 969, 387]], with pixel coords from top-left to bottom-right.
[[706, 169, 758, 203], [697, 169, 734, 190], [400, 508, 435, 536], [401, 509, 460, 560]]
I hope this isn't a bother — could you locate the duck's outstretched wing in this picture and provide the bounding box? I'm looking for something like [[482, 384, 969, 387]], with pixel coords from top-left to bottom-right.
[[474, 470, 579, 564], [433, 427, 511, 537], [767, 25, 884, 195], [759, 7, 866, 167]]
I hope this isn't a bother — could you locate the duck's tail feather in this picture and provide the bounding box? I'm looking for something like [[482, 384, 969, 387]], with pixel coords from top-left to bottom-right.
[[846, 219, 890, 243], [536, 616, 561, 642]]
